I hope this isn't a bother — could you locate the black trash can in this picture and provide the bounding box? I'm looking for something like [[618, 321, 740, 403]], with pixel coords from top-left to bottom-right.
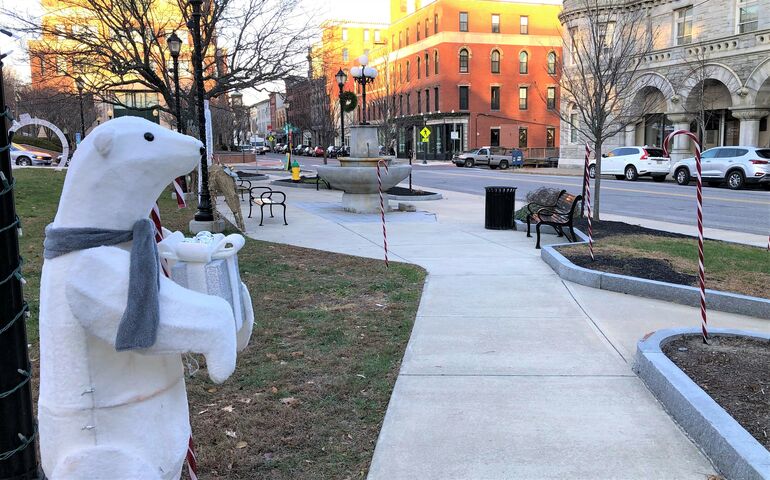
[[484, 186, 517, 230]]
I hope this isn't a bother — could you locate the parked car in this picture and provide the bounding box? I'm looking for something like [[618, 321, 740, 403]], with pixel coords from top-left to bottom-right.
[[671, 146, 770, 190], [453, 146, 514, 170], [312, 146, 325, 157], [588, 146, 669, 181], [237, 144, 255, 153], [274, 143, 286, 153], [10, 143, 53, 166]]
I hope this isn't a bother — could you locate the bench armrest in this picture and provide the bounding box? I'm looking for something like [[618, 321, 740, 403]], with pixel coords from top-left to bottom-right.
[[265, 190, 286, 203]]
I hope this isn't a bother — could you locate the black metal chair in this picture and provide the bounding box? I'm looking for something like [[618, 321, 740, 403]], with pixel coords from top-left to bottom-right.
[[248, 186, 287, 226]]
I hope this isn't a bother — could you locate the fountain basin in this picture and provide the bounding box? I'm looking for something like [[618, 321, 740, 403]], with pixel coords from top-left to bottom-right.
[[316, 163, 412, 213]]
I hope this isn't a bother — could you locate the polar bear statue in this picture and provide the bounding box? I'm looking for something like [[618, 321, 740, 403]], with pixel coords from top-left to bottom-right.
[[38, 117, 252, 479]]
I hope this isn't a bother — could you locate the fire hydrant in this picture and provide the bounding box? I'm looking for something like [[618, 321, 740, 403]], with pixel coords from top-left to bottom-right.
[[291, 159, 301, 182]]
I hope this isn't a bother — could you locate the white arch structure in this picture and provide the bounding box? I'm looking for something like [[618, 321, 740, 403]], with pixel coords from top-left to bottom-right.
[[9, 113, 70, 171]]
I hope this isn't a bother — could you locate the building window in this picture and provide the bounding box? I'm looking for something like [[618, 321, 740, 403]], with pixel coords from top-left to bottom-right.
[[491, 86, 500, 110], [434, 13, 439, 33], [406, 61, 411, 81], [38, 55, 46, 76], [364, 29, 370, 42], [519, 86, 528, 110], [459, 48, 469, 73], [434, 87, 439, 111], [56, 56, 67, 74], [434, 50, 439, 74], [399, 95, 403, 115], [342, 28, 348, 41], [399, 63, 403, 82], [342, 48, 349, 62], [417, 23, 421, 40], [737, 0, 758, 33], [425, 89, 430, 112], [491, 49, 500, 73], [425, 18, 429, 37], [520, 16, 528, 34], [519, 127, 528, 148], [492, 14, 500, 33], [391, 34, 395, 47], [459, 12, 469, 32], [399, 31, 403, 48], [417, 57, 421, 79], [407, 93, 411, 114], [546, 127, 556, 148], [547, 51, 557, 75], [459, 86, 469, 110], [417, 91, 422, 113], [547, 86, 556, 110], [675, 7, 693, 45], [375, 29, 382, 42], [519, 51, 528, 74], [406, 27, 410, 45], [425, 53, 429, 77], [600, 21, 615, 53], [570, 112, 579, 143]]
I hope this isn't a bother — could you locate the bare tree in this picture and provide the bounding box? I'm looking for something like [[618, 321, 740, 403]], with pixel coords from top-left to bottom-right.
[[3, 0, 313, 137], [16, 83, 98, 144], [557, 0, 657, 219]]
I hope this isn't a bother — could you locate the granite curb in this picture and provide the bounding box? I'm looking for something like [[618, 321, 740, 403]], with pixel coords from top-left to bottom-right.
[[634, 328, 770, 480], [540, 235, 770, 319]]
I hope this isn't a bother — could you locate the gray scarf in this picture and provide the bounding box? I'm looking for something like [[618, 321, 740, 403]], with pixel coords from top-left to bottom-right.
[[44, 219, 160, 351]]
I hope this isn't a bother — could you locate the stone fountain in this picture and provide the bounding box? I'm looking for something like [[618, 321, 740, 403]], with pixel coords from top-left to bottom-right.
[[316, 124, 411, 214]]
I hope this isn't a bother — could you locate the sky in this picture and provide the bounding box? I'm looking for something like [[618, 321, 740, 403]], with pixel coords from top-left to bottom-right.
[[0, 0, 390, 102]]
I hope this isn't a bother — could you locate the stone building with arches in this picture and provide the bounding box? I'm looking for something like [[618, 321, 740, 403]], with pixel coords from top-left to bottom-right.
[[560, 0, 770, 164]]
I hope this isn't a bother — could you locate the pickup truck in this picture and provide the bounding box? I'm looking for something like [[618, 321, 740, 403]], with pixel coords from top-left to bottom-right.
[[453, 146, 520, 170]]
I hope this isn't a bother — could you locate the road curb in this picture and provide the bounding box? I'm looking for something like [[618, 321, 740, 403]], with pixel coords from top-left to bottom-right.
[[634, 328, 770, 480], [540, 236, 770, 319]]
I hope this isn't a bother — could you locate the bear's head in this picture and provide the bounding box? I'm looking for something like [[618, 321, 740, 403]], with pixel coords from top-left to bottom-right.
[[54, 117, 204, 230]]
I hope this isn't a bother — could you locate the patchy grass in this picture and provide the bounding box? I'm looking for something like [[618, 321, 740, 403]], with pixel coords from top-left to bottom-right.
[[14, 168, 425, 479], [559, 222, 769, 299]]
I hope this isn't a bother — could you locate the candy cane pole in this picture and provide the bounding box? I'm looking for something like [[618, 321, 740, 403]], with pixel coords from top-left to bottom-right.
[[584, 143, 594, 261], [377, 159, 389, 268], [664, 130, 708, 344]]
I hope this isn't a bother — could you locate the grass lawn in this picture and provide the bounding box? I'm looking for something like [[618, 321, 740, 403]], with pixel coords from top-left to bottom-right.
[[559, 229, 769, 299], [14, 168, 425, 479]]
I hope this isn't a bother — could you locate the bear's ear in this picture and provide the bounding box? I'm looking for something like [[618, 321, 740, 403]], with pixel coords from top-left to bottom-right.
[[92, 128, 115, 157]]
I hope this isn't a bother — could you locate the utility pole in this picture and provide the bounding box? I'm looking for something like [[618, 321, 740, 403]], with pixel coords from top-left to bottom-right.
[[0, 34, 40, 480]]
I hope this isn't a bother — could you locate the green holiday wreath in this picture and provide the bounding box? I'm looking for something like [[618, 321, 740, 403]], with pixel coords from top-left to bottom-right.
[[340, 91, 358, 113]]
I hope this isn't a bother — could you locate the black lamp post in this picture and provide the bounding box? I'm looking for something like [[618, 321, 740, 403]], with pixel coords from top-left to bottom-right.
[[0, 31, 40, 480], [335, 68, 347, 146], [188, 0, 213, 222], [75, 76, 85, 140], [167, 31, 183, 134], [350, 55, 377, 125]]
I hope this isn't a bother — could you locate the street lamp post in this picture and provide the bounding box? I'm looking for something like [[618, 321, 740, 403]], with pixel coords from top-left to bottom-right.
[[167, 31, 183, 134], [188, 0, 213, 223], [75, 76, 85, 140], [350, 55, 377, 125], [335, 68, 347, 146]]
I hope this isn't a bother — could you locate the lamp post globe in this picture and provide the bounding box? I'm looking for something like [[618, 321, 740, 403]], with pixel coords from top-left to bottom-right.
[[75, 76, 85, 139], [167, 31, 182, 57], [166, 32, 183, 133], [351, 57, 376, 125]]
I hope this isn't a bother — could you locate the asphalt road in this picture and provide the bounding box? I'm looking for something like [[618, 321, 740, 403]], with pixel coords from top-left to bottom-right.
[[264, 153, 770, 236]]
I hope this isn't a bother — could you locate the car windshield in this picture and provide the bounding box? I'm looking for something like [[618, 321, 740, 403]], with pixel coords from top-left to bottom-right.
[[756, 149, 770, 159], [463, 149, 479, 155]]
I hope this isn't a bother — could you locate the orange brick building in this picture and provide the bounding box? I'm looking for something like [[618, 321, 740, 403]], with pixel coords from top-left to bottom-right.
[[317, 0, 563, 159]]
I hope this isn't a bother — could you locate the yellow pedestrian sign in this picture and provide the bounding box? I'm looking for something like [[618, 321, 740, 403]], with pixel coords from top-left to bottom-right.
[[420, 126, 431, 143]]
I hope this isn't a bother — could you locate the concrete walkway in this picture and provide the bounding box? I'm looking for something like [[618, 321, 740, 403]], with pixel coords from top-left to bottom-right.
[[220, 177, 770, 479]]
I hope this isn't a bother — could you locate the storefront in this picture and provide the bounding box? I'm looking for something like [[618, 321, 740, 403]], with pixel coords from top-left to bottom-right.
[[395, 113, 469, 160]]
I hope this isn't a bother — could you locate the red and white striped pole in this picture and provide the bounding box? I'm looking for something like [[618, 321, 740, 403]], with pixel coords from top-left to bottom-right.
[[149, 181, 199, 479], [377, 159, 389, 268], [584, 143, 594, 261], [664, 130, 708, 344]]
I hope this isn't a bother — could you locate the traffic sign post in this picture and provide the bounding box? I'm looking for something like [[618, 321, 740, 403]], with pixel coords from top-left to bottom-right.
[[420, 126, 430, 165]]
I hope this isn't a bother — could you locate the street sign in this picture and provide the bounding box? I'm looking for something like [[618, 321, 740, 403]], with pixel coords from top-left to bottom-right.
[[450, 131, 459, 140], [268, 135, 274, 142], [420, 126, 431, 143]]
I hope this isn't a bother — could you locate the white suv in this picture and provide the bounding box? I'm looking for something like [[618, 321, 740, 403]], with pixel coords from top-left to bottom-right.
[[671, 146, 770, 190], [588, 146, 670, 182]]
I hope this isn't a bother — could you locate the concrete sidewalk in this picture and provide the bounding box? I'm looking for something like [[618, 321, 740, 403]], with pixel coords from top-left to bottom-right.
[[221, 177, 769, 479]]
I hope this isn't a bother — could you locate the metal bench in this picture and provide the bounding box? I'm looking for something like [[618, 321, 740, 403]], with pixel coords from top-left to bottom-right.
[[248, 186, 288, 226], [526, 190, 582, 249]]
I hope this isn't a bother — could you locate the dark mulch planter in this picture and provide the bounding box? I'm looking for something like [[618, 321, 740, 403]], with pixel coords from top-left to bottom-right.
[[386, 186, 438, 196], [664, 335, 770, 451], [572, 218, 689, 240], [568, 253, 697, 286]]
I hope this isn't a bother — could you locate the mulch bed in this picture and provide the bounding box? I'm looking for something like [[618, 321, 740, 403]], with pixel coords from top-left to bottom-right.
[[386, 186, 438, 196], [572, 218, 688, 240], [664, 335, 770, 450]]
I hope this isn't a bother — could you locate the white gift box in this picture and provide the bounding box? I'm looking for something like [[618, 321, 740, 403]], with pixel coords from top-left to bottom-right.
[[158, 231, 247, 331]]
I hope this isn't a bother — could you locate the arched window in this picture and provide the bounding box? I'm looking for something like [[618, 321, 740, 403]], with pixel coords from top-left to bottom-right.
[[491, 49, 500, 73], [459, 48, 469, 73], [519, 51, 528, 74], [399, 63, 402, 82], [547, 51, 557, 75], [406, 60, 411, 81], [417, 57, 421, 79], [425, 53, 429, 77], [434, 50, 439, 74]]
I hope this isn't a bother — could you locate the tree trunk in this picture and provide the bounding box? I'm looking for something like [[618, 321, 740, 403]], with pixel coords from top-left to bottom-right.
[[593, 139, 602, 222]]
